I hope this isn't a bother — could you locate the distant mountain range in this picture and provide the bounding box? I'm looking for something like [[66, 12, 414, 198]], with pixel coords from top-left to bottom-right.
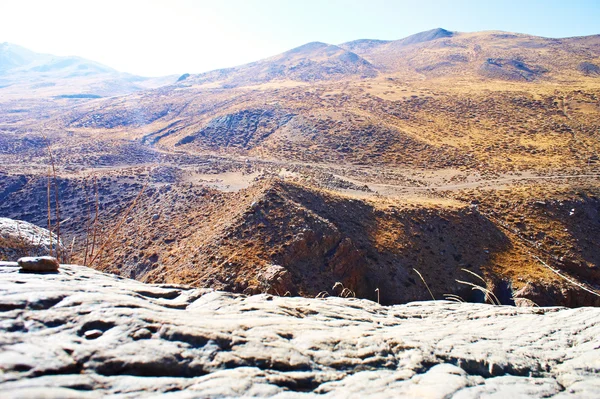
[[180, 28, 600, 87], [0, 42, 176, 98], [2, 28, 600, 99]]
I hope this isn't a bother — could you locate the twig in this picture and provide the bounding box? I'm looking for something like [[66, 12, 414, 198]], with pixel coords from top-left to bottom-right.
[[90, 176, 99, 263], [44, 137, 61, 262], [67, 237, 76, 264], [413, 268, 435, 300], [15, 221, 24, 255], [331, 282, 356, 298], [88, 181, 148, 267], [532, 255, 600, 298], [461, 268, 487, 284], [46, 165, 53, 257], [460, 268, 499, 305], [82, 178, 92, 265], [443, 293, 465, 303], [456, 280, 501, 305]]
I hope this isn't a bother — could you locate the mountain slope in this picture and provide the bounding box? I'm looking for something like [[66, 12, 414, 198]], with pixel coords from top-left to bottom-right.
[[340, 27, 454, 53], [176, 28, 600, 88], [2, 172, 596, 307], [184, 42, 378, 88], [348, 30, 600, 80], [0, 42, 44, 72], [2, 28, 600, 307], [0, 42, 175, 98], [52, 61, 600, 174]]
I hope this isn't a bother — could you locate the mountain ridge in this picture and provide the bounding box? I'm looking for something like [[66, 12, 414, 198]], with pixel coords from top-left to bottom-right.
[[3, 27, 600, 96], [177, 28, 600, 88], [0, 42, 176, 98]]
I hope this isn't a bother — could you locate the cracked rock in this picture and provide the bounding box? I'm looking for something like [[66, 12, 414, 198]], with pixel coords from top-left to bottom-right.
[[0, 262, 598, 398]]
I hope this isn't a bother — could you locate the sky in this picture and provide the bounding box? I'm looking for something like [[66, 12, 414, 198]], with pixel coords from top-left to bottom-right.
[[1, 0, 599, 77]]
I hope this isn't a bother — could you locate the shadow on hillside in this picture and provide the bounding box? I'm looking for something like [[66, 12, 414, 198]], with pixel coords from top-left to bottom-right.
[[260, 182, 512, 305]]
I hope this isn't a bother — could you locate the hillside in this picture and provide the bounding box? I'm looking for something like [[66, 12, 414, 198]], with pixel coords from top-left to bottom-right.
[[184, 42, 378, 87], [0, 28, 599, 307], [1, 168, 599, 307], [8, 28, 595, 177], [180, 27, 600, 87], [38, 70, 600, 174]]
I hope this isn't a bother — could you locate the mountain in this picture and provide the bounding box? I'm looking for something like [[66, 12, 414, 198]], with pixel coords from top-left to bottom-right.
[[340, 27, 453, 52], [1, 28, 600, 307], [176, 28, 600, 89], [49, 28, 599, 174], [0, 42, 176, 98], [341, 29, 600, 80], [18, 27, 599, 175], [337, 38, 391, 53], [0, 42, 115, 77], [184, 41, 378, 88], [0, 42, 44, 72]]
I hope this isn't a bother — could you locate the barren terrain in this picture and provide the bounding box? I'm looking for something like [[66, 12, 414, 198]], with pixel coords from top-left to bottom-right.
[[1, 29, 599, 306]]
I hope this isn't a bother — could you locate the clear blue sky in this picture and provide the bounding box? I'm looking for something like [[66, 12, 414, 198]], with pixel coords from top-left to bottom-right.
[[1, 0, 599, 76]]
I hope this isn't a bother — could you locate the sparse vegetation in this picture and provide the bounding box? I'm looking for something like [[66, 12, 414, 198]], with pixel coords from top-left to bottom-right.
[[1, 28, 600, 307]]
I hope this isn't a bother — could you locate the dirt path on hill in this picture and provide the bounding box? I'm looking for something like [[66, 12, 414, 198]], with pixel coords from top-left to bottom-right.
[[362, 173, 600, 194]]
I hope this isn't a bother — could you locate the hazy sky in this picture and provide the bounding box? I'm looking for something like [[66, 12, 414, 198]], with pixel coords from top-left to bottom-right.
[[1, 0, 599, 77]]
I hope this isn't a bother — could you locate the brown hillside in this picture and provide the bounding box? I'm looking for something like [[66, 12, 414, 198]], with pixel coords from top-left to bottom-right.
[[184, 42, 377, 88], [1, 28, 600, 307]]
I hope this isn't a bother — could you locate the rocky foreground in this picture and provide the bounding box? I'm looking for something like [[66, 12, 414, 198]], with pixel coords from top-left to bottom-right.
[[0, 263, 599, 398]]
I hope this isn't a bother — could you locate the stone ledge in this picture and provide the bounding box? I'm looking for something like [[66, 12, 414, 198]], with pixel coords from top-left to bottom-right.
[[0, 264, 598, 398]]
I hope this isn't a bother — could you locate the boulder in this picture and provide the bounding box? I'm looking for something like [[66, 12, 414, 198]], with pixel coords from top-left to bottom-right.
[[257, 264, 296, 295], [0, 262, 598, 398], [0, 218, 62, 261], [17, 256, 59, 272]]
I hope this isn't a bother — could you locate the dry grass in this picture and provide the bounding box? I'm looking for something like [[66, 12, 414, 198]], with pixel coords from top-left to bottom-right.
[[42, 136, 62, 261], [332, 282, 356, 298], [413, 268, 435, 301], [533, 255, 600, 299], [87, 181, 148, 268]]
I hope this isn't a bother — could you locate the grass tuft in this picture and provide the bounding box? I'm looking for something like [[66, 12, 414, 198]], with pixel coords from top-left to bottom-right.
[[413, 268, 435, 300]]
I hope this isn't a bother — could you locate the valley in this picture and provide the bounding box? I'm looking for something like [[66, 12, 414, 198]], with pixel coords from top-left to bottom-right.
[[1, 28, 599, 307]]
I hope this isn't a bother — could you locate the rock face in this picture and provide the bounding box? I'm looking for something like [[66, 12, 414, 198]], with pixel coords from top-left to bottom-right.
[[0, 218, 61, 261], [0, 262, 599, 398]]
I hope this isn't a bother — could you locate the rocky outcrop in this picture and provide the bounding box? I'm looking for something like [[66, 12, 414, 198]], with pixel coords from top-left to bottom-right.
[[1, 262, 599, 398], [17, 256, 59, 272], [578, 62, 600, 76], [479, 58, 548, 81], [0, 218, 61, 261], [175, 109, 295, 149]]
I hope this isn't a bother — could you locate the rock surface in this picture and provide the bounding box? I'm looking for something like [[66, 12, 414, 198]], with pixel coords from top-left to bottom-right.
[[0, 218, 61, 261], [0, 262, 598, 398]]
